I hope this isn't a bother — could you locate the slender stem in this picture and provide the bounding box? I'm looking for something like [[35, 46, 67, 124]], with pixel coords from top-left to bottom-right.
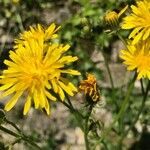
[[15, 12, 24, 32], [100, 35, 118, 108], [61, 98, 83, 119], [0, 125, 41, 149], [84, 117, 90, 150], [111, 74, 136, 127], [118, 115, 124, 149], [84, 105, 93, 150], [0, 125, 20, 137], [95, 73, 136, 145], [11, 138, 21, 146], [66, 95, 84, 118], [102, 51, 114, 89], [121, 80, 150, 139], [66, 95, 74, 108], [5, 119, 21, 133], [140, 79, 145, 94], [100, 32, 115, 90], [101, 140, 109, 150], [60, 98, 84, 130], [61, 100, 73, 111], [116, 30, 128, 50], [21, 135, 41, 150]]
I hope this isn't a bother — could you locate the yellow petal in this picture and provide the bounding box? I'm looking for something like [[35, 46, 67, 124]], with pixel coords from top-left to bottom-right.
[[5, 91, 23, 111], [1, 85, 17, 98], [23, 95, 32, 115], [118, 5, 128, 18], [33, 90, 39, 109], [51, 79, 58, 93], [44, 98, 50, 115], [46, 23, 56, 34], [61, 69, 81, 75], [60, 77, 78, 92], [129, 27, 142, 39], [143, 28, 150, 40], [0, 83, 14, 91], [58, 56, 78, 64], [132, 31, 143, 45], [39, 89, 46, 108], [45, 90, 56, 101], [58, 81, 74, 96], [58, 86, 65, 101]]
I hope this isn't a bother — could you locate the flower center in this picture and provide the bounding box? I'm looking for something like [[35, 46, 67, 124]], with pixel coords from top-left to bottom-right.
[[136, 54, 150, 70], [22, 60, 48, 88]]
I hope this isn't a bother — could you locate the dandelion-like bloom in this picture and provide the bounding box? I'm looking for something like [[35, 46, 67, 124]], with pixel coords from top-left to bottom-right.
[[15, 23, 60, 48], [0, 24, 80, 115], [121, 0, 150, 44], [120, 39, 150, 79], [104, 5, 128, 28], [79, 74, 100, 102]]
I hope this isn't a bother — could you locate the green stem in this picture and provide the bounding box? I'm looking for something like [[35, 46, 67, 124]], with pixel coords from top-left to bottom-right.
[[118, 116, 124, 149], [16, 13, 24, 32], [84, 118, 90, 150], [101, 140, 109, 150], [95, 73, 136, 145], [65, 95, 84, 118], [103, 51, 114, 89], [84, 105, 93, 150], [21, 135, 41, 150], [61, 100, 73, 111], [100, 35, 118, 108], [121, 80, 150, 139], [116, 30, 128, 50], [5, 119, 21, 133], [0, 125, 41, 149], [111, 73, 136, 127], [11, 138, 21, 146], [0, 125, 20, 137], [140, 79, 145, 94], [101, 33, 115, 90], [60, 99, 84, 130], [66, 95, 74, 108]]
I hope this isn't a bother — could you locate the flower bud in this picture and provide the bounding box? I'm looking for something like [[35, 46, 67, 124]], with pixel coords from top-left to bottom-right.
[[83, 26, 90, 33], [104, 5, 128, 30], [104, 11, 119, 29], [81, 17, 89, 25], [79, 73, 101, 104]]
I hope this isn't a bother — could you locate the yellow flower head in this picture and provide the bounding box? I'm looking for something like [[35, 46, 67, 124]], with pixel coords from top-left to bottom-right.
[[104, 5, 128, 28], [121, 0, 150, 44], [0, 24, 80, 115], [120, 39, 150, 79], [79, 74, 100, 102], [15, 23, 60, 48]]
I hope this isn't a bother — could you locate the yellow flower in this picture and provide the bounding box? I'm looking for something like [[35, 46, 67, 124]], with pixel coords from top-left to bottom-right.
[[0, 24, 80, 115], [79, 74, 100, 102], [15, 23, 60, 48], [121, 0, 150, 44], [104, 5, 128, 28], [120, 39, 150, 79]]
